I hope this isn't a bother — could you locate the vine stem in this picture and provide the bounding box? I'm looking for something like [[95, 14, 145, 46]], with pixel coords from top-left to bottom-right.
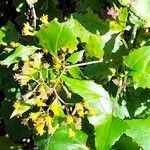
[[64, 60, 102, 69], [32, 4, 37, 29], [130, 24, 138, 46], [54, 88, 66, 104]]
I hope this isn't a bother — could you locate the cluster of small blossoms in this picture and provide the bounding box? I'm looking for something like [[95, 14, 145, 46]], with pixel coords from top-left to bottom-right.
[[61, 102, 97, 137], [22, 22, 34, 36], [12, 51, 65, 135], [29, 112, 58, 135], [14, 52, 44, 86], [40, 14, 49, 26], [10, 41, 20, 48], [75, 102, 97, 117]]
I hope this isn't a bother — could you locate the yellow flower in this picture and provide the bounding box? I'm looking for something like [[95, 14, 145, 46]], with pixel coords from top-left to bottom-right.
[[66, 115, 74, 124], [24, 60, 30, 66], [45, 116, 52, 126], [22, 22, 34, 36], [75, 118, 82, 130], [35, 99, 46, 107], [43, 48, 48, 53], [68, 128, 75, 137], [68, 48, 75, 54], [13, 101, 23, 110], [50, 103, 59, 116], [10, 42, 20, 47], [50, 78, 57, 84], [75, 103, 84, 111], [38, 85, 48, 100], [84, 102, 90, 109], [20, 76, 31, 86], [29, 112, 40, 121], [34, 123, 45, 135], [32, 60, 41, 69], [77, 110, 84, 117], [48, 126, 57, 135], [54, 63, 61, 70], [40, 14, 49, 25]]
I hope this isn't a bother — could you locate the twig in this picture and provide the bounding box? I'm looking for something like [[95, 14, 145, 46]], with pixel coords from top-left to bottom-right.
[[64, 60, 102, 69], [54, 88, 66, 104]]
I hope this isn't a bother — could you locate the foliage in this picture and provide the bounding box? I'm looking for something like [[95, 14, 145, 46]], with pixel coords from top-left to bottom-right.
[[0, 0, 150, 149]]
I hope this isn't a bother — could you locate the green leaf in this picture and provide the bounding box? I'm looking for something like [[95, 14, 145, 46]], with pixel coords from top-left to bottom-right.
[[68, 67, 84, 79], [61, 75, 109, 100], [1, 45, 38, 66], [85, 34, 104, 59], [77, 0, 101, 12], [34, 135, 47, 150], [95, 115, 129, 150], [50, 99, 65, 117], [61, 75, 113, 126], [66, 50, 84, 64], [66, 18, 91, 43], [36, 20, 78, 56], [73, 10, 109, 35], [0, 30, 5, 45], [130, 0, 150, 27], [0, 100, 31, 140], [10, 103, 32, 118], [112, 135, 140, 150], [46, 125, 88, 150], [118, 0, 131, 7], [113, 100, 130, 119], [119, 0, 150, 27], [124, 46, 150, 88], [0, 21, 19, 45], [125, 117, 150, 150]]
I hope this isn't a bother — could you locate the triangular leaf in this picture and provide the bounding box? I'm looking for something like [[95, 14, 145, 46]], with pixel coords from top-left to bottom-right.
[[68, 67, 84, 79], [66, 50, 84, 64], [125, 117, 150, 150], [47, 125, 88, 150], [10, 103, 32, 118], [124, 46, 150, 88], [85, 34, 104, 59], [61, 75, 113, 126], [0, 21, 19, 45], [95, 115, 129, 150], [73, 10, 109, 35], [1, 45, 38, 66], [50, 99, 65, 117], [36, 20, 78, 56], [61, 75, 109, 100]]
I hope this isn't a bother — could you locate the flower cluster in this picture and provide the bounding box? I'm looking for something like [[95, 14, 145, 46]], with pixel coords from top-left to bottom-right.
[[22, 22, 34, 36]]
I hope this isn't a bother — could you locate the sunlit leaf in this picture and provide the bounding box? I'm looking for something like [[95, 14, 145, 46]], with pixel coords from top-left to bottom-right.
[[50, 99, 65, 117], [66, 50, 84, 64], [1, 45, 38, 66], [124, 46, 150, 88], [47, 125, 88, 150], [61, 75, 109, 100], [68, 67, 84, 79], [61, 75, 113, 126], [85, 34, 104, 59], [95, 115, 128, 150], [125, 117, 150, 150], [36, 20, 78, 56]]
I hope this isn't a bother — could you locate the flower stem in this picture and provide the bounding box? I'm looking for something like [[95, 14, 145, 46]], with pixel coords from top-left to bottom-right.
[[64, 60, 102, 69]]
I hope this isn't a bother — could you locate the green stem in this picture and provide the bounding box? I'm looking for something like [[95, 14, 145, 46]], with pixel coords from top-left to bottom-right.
[[130, 24, 138, 47], [64, 60, 102, 69], [31, 4, 36, 29]]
